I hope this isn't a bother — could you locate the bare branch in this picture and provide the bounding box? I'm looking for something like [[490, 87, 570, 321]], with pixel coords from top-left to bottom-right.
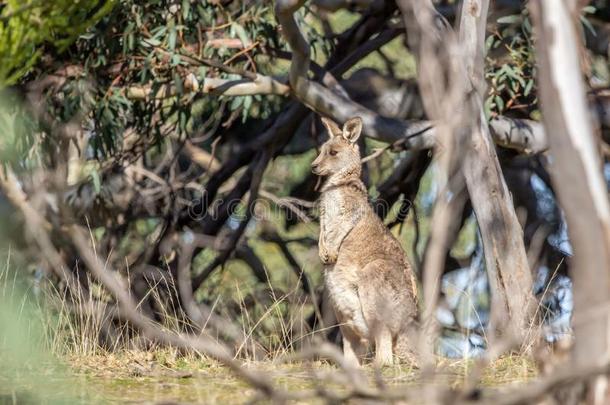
[[125, 74, 289, 100], [275, 0, 435, 149], [489, 116, 547, 154]]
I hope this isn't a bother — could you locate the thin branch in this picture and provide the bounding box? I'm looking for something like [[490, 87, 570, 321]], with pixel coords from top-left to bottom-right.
[[259, 190, 312, 223]]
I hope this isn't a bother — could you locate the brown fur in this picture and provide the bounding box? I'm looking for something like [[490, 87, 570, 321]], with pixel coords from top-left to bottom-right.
[[312, 116, 418, 366]]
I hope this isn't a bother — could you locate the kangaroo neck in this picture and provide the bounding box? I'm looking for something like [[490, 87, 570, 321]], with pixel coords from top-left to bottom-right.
[[321, 167, 366, 194]]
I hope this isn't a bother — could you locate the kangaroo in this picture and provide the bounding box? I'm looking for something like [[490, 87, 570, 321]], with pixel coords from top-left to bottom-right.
[[311, 116, 418, 367]]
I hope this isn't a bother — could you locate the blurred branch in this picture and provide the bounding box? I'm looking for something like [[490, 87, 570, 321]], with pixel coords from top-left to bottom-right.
[[532, 0, 610, 396], [0, 165, 279, 396], [396, 0, 471, 379], [125, 74, 289, 100], [69, 225, 280, 398], [205, 38, 246, 49], [182, 141, 222, 173], [0, 168, 80, 293], [259, 190, 312, 223], [173, 233, 252, 340], [485, 361, 610, 405], [489, 116, 547, 154]]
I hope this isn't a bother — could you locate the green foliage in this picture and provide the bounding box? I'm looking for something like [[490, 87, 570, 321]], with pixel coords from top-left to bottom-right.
[[34, 1, 292, 158], [485, 5, 600, 119], [485, 9, 537, 119], [0, 90, 36, 164], [0, 0, 116, 86]]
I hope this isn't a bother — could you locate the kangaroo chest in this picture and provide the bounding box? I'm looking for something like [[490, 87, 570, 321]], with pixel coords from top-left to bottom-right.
[[319, 188, 345, 229], [319, 183, 367, 229]]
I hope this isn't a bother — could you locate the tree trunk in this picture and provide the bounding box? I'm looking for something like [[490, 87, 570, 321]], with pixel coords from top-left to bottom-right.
[[532, 1, 610, 402], [458, 0, 535, 337]]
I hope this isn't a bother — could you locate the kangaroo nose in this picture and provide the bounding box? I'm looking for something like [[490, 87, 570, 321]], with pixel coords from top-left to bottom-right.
[[311, 162, 318, 170]]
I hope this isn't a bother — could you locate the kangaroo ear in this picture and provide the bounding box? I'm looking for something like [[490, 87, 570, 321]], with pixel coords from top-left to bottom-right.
[[321, 117, 342, 139], [342, 117, 363, 143]]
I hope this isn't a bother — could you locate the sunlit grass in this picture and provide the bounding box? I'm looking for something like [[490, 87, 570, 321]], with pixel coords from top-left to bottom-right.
[[0, 230, 538, 404]]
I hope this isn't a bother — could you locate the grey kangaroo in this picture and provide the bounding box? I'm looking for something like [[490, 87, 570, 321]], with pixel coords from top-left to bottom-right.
[[311, 116, 418, 366]]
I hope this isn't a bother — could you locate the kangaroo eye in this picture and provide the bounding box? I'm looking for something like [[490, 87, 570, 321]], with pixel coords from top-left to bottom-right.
[[329, 149, 338, 156]]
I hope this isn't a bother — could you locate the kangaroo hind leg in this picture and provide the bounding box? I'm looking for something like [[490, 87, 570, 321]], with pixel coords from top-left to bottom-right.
[[374, 326, 393, 367], [340, 324, 367, 367]]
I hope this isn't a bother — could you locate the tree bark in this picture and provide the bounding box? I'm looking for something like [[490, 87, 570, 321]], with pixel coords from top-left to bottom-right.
[[532, 1, 610, 402], [458, 0, 534, 337]]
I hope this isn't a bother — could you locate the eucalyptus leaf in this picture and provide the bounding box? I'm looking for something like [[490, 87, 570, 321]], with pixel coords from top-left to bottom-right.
[[524, 79, 534, 97], [182, 0, 191, 19], [232, 23, 251, 47], [90, 169, 101, 194], [497, 14, 521, 24]]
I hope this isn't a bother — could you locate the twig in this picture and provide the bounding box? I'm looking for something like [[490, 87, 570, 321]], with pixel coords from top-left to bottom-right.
[[259, 190, 311, 223]]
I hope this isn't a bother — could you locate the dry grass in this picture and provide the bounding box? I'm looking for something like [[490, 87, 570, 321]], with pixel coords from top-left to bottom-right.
[[0, 253, 541, 404], [59, 350, 536, 404]]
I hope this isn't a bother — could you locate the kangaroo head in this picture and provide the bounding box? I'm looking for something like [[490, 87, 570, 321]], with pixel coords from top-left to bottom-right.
[[311, 116, 363, 178]]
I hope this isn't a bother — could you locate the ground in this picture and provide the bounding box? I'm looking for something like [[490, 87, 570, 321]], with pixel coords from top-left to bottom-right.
[[1, 350, 537, 404]]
